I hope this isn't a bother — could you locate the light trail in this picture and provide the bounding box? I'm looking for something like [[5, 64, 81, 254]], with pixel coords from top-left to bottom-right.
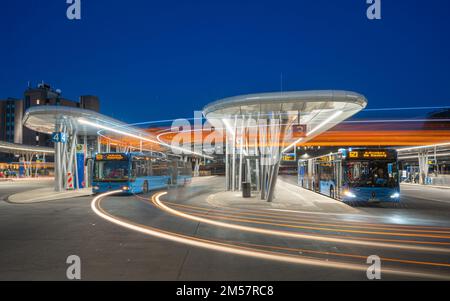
[[363, 106, 450, 111], [160, 202, 450, 240], [162, 201, 450, 246], [151, 192, 450, 253], [282, 110, 343, 153], [163, 201, 450, 235], [90, 191, 450, 280], [78, 118, 213, 159], [117, 105, 450, 126], [397, 142, 450, 152], [175, 210, 450, 241], [144, 197, 450, 247], [231, 241, 450, 269]]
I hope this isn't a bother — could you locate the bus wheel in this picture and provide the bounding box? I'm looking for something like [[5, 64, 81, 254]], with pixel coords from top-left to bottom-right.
[[330, 186, 335, 199], [143, 181, 149, 194]]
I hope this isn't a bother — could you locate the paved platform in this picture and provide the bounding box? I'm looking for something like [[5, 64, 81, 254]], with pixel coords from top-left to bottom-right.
[[7, 187, 92, 204], [0, 177, 54, 182], [401, 182, 450, 190], [206, 178, 359, 214]]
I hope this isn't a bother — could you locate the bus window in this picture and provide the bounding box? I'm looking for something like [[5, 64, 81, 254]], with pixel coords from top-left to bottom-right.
[[132, 159, 148, 178], [345, 161, 398, 188], [94, 160, 129, 181]]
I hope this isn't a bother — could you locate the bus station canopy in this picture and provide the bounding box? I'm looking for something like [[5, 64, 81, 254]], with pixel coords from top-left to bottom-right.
[[202, 90, 368, 202], [0, 140, 54, 155], [22, 106, 164, 151]]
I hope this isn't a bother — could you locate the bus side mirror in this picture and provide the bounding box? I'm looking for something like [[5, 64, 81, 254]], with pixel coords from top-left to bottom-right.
[[85, 157, 93, 167]]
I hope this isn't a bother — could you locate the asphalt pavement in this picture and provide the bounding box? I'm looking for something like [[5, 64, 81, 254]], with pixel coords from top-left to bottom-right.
[[1, 177, 450, 280]]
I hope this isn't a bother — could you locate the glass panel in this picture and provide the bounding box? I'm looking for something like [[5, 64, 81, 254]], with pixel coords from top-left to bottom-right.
[[345, 161, 398, 188], [94, 160, 129, 181]]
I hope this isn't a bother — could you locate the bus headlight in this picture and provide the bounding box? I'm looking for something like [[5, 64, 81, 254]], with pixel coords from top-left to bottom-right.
[[122, 186, 129, 191], [390, 192, 400, 199], [93, 186, 99, 190], [344, 190, 356, 198]]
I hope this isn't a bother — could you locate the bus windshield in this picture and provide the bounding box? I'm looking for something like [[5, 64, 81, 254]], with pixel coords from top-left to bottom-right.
[[345, 160, 398, 188], [94, 160, 129, 182]]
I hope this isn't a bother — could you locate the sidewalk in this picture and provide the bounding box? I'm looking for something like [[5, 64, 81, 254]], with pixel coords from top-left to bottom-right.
[[401, 182, 450, 190], [7, 187, 93, 204], [206, 178, 359, 214], [0, 177, 54, 182]]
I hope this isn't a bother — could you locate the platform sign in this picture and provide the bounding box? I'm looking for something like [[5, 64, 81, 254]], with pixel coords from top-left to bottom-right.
[[76, 154, 85, 188], [51, 132, 67, 143], [348, 150, 395, 160], [282, 153, 296, 161], [292, 124, 307, 138], [19, 162, 25, 177]]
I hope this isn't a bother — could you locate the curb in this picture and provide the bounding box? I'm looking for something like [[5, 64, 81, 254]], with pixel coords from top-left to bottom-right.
[[5, 191, 93, 205]]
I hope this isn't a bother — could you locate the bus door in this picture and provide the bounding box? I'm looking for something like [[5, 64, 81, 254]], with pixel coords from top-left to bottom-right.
[[298, 160, 307, 188], [170, 161, 178, 185], [333, 158, 342, 199]]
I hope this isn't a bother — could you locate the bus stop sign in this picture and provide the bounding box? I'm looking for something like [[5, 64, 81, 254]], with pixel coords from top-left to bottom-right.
[[51, 132, 67, 143]]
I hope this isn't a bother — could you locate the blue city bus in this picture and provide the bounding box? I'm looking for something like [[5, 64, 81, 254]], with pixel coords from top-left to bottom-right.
[[298, 148, 400, 203], [92, 152, 192, 194]]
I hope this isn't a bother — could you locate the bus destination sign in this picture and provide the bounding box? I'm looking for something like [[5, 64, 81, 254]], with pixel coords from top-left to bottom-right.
[[95, 154, 126, 161], [348, 150, 391, 159]]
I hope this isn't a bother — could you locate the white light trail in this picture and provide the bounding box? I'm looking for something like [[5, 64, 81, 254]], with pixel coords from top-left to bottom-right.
[[78, 118, 213, 159], [90, 191, 450, 280], [282, 110, 343, 153], [399, 152, 450, 160], [307, 110, 343, 137], [152, 192, 450, 254], [0, 144, 54, 154], [397, 143, 450, 152]]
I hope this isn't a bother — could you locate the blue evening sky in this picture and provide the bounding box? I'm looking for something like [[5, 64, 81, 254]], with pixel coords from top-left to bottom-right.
[[1, 0, 450, 123]]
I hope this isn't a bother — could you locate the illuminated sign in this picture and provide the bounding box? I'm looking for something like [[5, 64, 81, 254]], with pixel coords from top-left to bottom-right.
[[362, 151, 388, 158], [292, 124, 307, 138], [51, 132, 67, 143], [95, 154, 126, 160], [348, 150, 392, 160], [282, 153, 296, 161], [349, 151, 359, 158]]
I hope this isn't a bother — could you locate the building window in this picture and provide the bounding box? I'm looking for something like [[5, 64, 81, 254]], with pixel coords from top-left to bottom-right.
[[25, 96, 31, 109]]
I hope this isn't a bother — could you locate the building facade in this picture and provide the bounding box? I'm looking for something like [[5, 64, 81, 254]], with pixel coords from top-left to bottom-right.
[[0, 98, 22, 143], [0, 82, 100, 147]]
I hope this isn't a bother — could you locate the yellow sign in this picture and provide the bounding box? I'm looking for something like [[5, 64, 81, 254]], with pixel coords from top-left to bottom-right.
[[349, 151, 359, 158], [282, 154, 295, 161], [96, 154, 126, 160], [362, 151, 387, 158]]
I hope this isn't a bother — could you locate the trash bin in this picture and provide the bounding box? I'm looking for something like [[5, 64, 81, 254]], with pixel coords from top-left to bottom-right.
[[242, 182, 251, 198]]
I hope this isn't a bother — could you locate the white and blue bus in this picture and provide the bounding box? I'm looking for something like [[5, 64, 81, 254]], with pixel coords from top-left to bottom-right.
[[92, 152, 192, 194], [298, 148, 400, 203]]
